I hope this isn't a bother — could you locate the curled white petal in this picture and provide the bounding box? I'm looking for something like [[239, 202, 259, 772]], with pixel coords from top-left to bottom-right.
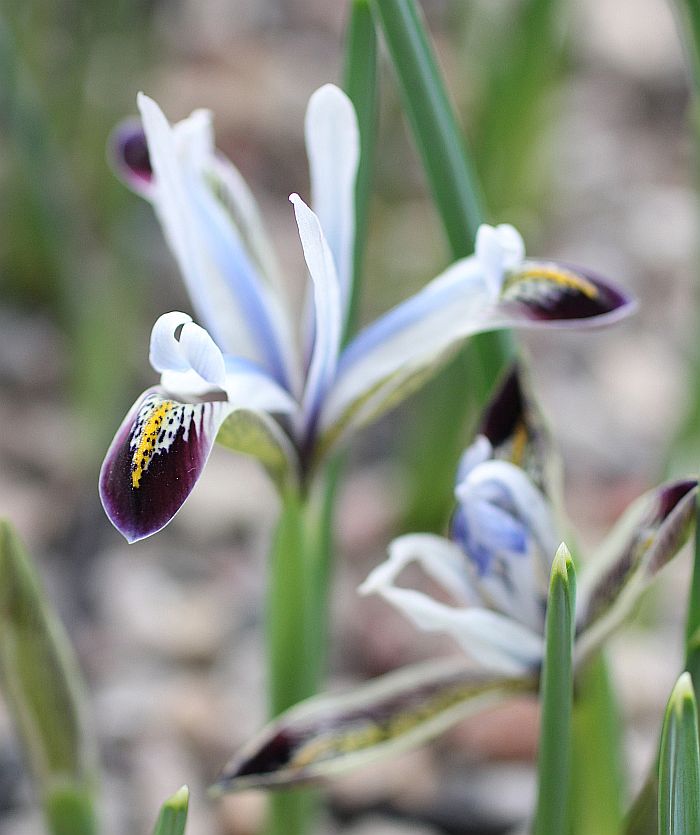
[[455, 459, 558, 630], [360, 533, 479, 606], [149, 312, 226, 388], [475, 223, 526, 296], [149, 311, 194, 373], [366, 583, 542, 674]]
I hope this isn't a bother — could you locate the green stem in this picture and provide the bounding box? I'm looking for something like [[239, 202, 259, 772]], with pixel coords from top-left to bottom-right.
[[266, 11, 379, 833], [343, 0, 378, 339], [266, 491, 317, 835]]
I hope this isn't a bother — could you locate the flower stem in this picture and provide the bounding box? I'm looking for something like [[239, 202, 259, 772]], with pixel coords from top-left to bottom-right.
[[266, 9, 379, 833], [265, 491, 317, 835]]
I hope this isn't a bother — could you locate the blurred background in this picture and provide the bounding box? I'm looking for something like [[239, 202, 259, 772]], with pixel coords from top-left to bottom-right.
[[0, 0, 698, 832]]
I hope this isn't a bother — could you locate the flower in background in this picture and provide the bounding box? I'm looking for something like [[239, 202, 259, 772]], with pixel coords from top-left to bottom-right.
[[101, 85, 635, 543], [211, 368, 697, 792]]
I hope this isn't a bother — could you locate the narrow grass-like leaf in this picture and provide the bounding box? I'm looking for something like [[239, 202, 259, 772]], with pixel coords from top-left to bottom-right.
[[533, 543, 575, 835], [371, 0, 514, 533], [370, 0, 483, 248], [0, 520, 99, 835], [569, 653, 625, 835], [470, 0, 565, 214], [152, 785, 189, 835], [658, 672, 700, 834], [343, 0, 378, 340], [686, 490, 700, 691], [212, 659, 534, 793]]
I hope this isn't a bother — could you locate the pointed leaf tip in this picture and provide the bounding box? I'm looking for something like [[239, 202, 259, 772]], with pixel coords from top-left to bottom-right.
[[659, 673, 700, 834], [671, 672, 696, 713], [553, 542, 573, 575], [152, 785, 189, 835]]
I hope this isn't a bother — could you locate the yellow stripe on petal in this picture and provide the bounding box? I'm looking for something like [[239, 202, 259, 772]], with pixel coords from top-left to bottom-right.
[[129, 398, 176, 488], [503, 263, 599, 301]]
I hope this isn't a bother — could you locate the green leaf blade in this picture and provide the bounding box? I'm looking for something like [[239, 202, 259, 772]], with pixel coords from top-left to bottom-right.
[[659, 673, 700, 835], [152, 785, 189, 835], [372, 0, 514, 534], [343, 0, 378, 340], [533, 543, 576, 835], [0, 520, 99, 835]]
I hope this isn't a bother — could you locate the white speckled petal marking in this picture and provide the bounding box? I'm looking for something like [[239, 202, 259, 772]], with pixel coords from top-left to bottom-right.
[[128, 395, 198, 488]]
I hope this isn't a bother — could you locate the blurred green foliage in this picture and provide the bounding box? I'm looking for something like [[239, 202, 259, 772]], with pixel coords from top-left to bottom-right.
[[0, 519, 99, 834], [0, 0, 158, 464]]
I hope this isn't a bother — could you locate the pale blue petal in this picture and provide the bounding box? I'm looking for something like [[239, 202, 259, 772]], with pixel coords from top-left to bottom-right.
[[137, 94, 295, 389], [305, 84, 359, 322], [290, 194, 343, 428]]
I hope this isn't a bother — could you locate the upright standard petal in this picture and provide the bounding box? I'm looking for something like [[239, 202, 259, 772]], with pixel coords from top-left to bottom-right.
[[305, 84, 359, 318], [290, 194, 343, 428], [454, 458, 559, 625], [211, 658, 533, 792], [137, 94, 294, 386]]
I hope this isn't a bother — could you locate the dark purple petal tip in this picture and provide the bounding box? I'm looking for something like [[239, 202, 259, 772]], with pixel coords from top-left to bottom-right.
[[480, 366, 524, 448], [501, 261, 637, 328], [99, 390, 225, 543], [109, 119, 153, 196]]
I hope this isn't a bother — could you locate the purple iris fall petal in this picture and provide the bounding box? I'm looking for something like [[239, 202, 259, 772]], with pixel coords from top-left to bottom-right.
[[498, 261, 636, 327], [99, 388, 230, 543]]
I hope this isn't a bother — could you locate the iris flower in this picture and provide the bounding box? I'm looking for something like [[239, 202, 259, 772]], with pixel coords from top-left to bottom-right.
[[212, 369, 697, 792], [100, 84, 634, 543]]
